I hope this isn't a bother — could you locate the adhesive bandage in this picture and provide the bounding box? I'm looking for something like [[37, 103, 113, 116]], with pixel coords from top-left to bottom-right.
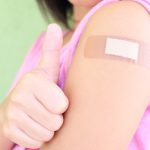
[[84, 35, 150, 69]]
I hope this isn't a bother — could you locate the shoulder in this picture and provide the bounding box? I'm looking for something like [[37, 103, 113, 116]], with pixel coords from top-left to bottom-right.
[[64, 0, 150, 90], [78, 0, 150, 49]]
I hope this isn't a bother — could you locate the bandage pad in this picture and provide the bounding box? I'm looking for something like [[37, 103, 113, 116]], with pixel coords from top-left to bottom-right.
[[84, 35, 150, 69]]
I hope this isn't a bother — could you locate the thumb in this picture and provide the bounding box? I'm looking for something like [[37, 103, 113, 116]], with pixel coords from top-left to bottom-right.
[[37, 23, 63, 83]]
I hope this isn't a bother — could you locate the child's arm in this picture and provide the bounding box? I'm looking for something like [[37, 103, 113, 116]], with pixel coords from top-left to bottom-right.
[[41, 1, 150, 150], [65, 1, 150, 149], [0, 24, 68, 149]]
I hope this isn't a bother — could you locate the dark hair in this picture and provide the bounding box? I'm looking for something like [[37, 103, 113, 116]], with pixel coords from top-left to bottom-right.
[[36, 0, 73, 28]]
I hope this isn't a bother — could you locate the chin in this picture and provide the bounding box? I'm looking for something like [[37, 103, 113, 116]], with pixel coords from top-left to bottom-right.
[[69, 0, 100, 7]]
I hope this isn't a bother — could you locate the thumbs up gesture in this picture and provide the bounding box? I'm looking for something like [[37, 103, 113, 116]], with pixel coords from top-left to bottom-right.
[[2, 24, 69, 149]]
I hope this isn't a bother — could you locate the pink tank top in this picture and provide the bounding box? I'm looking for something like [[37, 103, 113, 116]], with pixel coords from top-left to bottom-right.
[[12, 0, 150, 149]]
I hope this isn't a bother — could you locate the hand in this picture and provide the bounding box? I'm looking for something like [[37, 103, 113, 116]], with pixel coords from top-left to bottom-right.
[[2, 24, 69, 149]]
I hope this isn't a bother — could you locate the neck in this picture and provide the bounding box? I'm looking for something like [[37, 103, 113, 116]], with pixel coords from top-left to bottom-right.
[[73, 5, 91, 29]]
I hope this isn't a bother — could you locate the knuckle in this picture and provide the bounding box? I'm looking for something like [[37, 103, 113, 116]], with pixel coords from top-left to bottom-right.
[[6, 108, 15, 120], [61, 98, 69, 113], [22, 72, 35, 85], [53, 115, 64, 131], [10, 92, 28, 108], [43, 131, 54, 142], [6, 104, 22, 123], [6, 105, 17, 121], [46, 131, 54, 141], [10, 111, 27, 128], [9, 93, 18, 103], [56, 97, 69, 114]]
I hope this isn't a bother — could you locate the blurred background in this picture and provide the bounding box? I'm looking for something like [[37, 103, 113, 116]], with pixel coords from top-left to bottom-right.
[[0, 1, 51, 101]]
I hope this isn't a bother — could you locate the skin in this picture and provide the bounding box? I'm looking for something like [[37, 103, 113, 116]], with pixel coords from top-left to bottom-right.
[[69, 0, 100, 8], [41, 1, 150, 150], [0, 24, 69, 149], [0, 1, 98, 150], [64, 0, 101, 45], [1, 0, 150, 150]]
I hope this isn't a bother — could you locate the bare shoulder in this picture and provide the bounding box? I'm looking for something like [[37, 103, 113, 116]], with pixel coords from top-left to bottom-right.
[[76, 0, 150, 55], [64, 0, 150, 85], [64, 0, 150, 95]]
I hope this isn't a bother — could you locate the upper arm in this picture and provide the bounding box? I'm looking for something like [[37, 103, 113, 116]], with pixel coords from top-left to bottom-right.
[[79, 0, 150, 45], [64, 1, 150, 149]]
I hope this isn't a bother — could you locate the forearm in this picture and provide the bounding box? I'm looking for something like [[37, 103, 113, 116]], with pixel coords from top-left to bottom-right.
[[0, 102, 15, 150]]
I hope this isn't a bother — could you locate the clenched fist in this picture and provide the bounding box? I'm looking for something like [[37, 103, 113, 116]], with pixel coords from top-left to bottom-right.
[[1, 24, 69, 149]]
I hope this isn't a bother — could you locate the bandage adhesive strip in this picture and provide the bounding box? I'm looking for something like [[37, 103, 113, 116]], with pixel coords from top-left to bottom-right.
[[84, 35, 150, 69]]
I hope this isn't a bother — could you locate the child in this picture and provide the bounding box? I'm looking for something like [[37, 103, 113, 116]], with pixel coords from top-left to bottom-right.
[[1, 0, 150, 150]]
